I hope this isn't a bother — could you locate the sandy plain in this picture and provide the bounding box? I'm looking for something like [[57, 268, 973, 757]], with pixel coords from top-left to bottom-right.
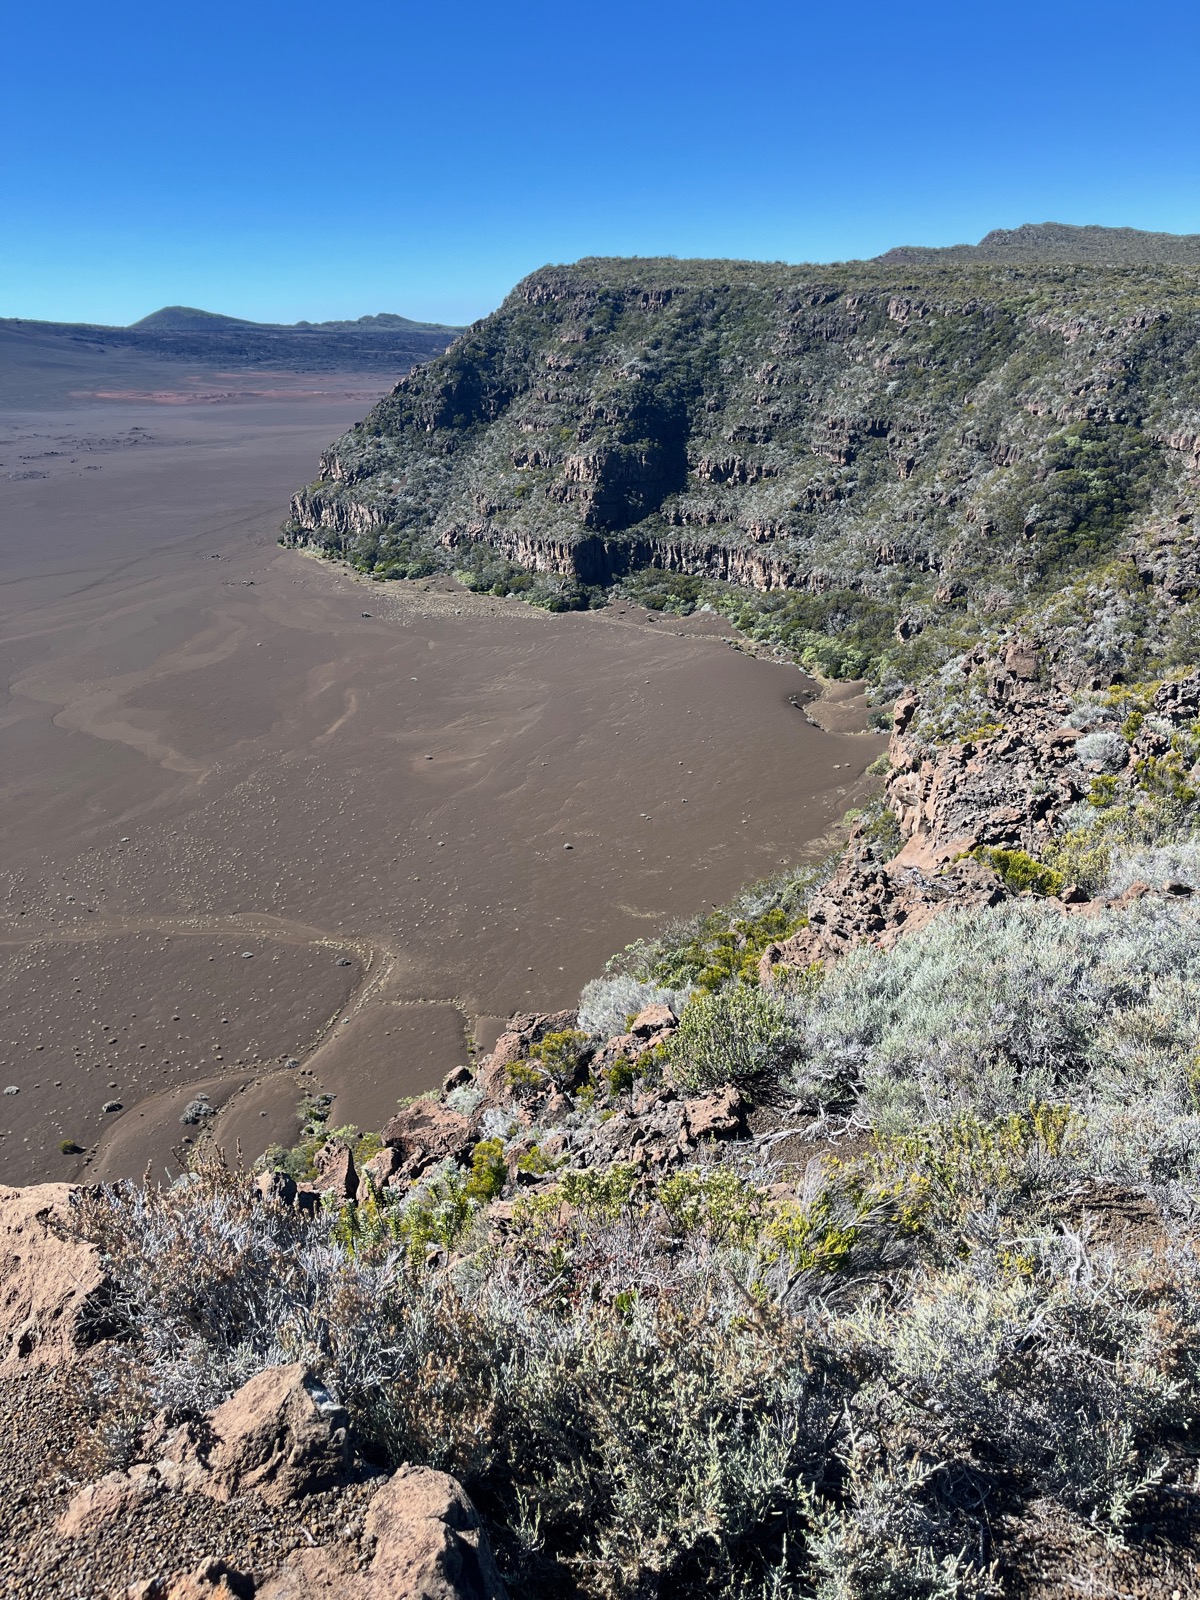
[[0, 362, 884, 1185]]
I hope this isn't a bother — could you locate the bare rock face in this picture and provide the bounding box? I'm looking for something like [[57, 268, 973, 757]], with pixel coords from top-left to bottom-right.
[[0, 1183, 109, 1367], [125, 1467, 509, 1600], [128, 1559, 254, 1599], [251, 1466, 508, 1600], [310, 1140, 358, 1199], [377, 1100, 474, 1186], [629, 1003, 677, 1037], [188, 1363, 353, 1507], [360, 1466, 507, 1600]]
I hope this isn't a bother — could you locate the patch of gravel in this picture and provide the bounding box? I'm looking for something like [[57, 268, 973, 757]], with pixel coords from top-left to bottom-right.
[[0, 1369, 378, 1599]]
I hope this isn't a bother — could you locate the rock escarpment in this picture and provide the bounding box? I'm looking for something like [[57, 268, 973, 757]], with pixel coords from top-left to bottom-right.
[[285, 253, 1200, 668], [763, 654, 1200, 973]]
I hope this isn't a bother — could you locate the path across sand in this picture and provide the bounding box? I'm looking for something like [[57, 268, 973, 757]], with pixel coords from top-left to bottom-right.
[[0, 382, 883, 1183]]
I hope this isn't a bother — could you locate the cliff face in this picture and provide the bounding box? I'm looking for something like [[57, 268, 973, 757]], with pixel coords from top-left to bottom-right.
[[286, 254, 1200, 648]]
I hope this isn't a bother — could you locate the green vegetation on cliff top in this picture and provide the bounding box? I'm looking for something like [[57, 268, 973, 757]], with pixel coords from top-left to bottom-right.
[[286, 251, 1199, 688]]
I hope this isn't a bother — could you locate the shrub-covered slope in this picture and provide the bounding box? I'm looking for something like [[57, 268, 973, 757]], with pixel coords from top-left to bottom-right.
[[285, 251, 1200, 677]]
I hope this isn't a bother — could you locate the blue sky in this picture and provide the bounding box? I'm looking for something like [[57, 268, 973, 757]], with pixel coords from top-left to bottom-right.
[[3, 0, 1197, 327]]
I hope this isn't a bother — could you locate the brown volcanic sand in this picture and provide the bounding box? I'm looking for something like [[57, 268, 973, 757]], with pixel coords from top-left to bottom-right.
[[0, 384, 884, 1184]]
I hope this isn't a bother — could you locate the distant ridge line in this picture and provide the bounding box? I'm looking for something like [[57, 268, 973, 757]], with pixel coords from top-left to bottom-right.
[[876, 221, 1200, 266], [130, 305, 464, 335]]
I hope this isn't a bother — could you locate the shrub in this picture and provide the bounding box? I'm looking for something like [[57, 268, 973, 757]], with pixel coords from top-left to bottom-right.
[[1074, 729, 1129, 771], [505, 1029, 593, 1090], [578, 974, 693, 1039], [664, 984, 799, 1094], [970, 846, 1064, 896], [785, 899, 1200, 1132], [1104, 840, 1200, 896]]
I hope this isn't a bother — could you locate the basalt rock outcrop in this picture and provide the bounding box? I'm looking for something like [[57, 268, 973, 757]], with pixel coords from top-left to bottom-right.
[[764, 654, 1200, 974], [285, 253, 1199, 665], [0, 1183, 109, 1367], [55, 1362, 507, 1600]]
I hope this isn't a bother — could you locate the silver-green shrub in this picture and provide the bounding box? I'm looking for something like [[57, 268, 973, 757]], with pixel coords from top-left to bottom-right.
[[786, 900, 1200, 1133], [666, 983, 799, 1093], [577, 973, 694, 1039]]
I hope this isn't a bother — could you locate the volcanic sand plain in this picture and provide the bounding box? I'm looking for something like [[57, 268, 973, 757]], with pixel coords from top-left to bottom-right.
[[0, 367, 884, 1185]]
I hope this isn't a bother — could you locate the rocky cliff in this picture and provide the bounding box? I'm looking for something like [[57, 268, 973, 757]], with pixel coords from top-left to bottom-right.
[[285, 249, 1199, 676]]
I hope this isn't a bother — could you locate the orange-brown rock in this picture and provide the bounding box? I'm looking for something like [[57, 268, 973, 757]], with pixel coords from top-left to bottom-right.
[[254, 1465, 507, 1600], [186, 1364, 353, 1506], [474, 1010, 580, 1098], [379, 1100, 474, 1183], [59, 1461, 183, 1539], [682, 1085, 746, 1142], [629, 1003, 678, 1037], [0, 1182, 109, 1367], [128, 1559, 254, 1600], [310, 1140, 358, 1199], [60, 1366, 357, 1539]]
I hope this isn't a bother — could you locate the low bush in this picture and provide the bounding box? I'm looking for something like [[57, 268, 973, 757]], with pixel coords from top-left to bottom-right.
[[70, 1104, 1200, 1598], [785, 898, 1200, 1134], [970, 846, 1064, 896], [664, 983, 799, 1095], [577, 973, 694, 1039]]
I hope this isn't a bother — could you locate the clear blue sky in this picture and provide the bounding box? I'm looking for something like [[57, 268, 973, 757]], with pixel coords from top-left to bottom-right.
[[3, 0, 1197, 327]]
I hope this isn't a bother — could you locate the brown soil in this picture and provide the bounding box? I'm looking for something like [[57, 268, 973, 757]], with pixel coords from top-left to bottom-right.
[[0, 382, 884, 1185]]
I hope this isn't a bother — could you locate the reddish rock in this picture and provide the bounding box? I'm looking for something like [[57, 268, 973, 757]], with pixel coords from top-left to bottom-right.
[[0, 1183, 109, 1368], [255, 1465, 507, 1600], [183, 1364, 353, 1507], [682, 1086, 745, 1142], [630, 1003, 677, 1038], [1003, 639, 1040, 680], [360, 1144, 405, 1195], [590, 1032, 640, 1072], [128, 1561, 253, 1600], [253, 1171, 298, 1208], [380, 1100, 474, 1181], [311, 1140, 358, 1199], [60, 1462, 182, 1539]]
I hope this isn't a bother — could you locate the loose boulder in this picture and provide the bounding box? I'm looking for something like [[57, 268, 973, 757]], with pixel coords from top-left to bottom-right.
[[256, 1465, 507, 1600], [186, 1363, 353, 1506]]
